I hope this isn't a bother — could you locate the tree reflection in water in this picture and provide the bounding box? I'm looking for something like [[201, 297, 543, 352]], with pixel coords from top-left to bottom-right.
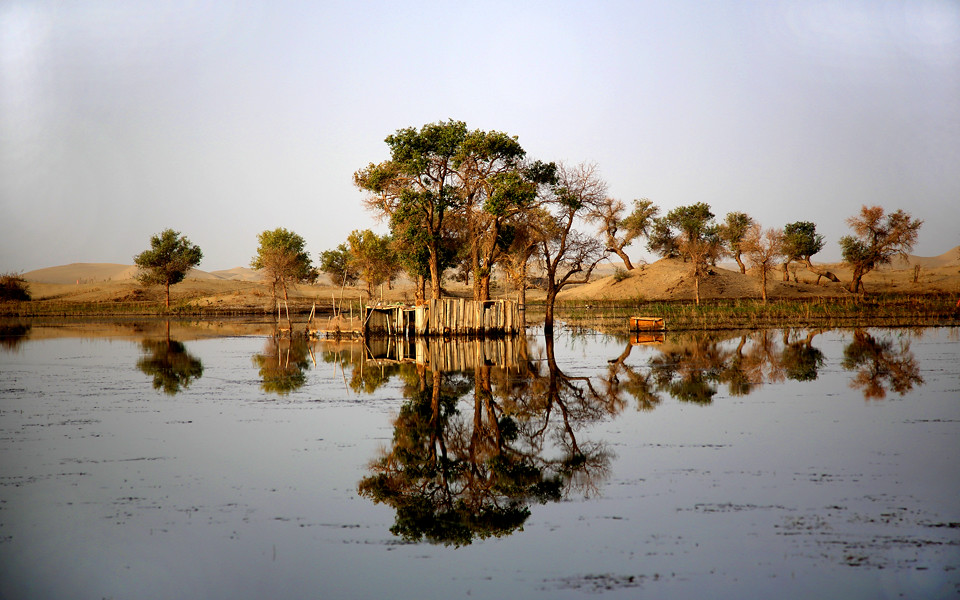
[[252, 337, 312, 395], [350, 335, 615, 546], [333, 326, 926, 544], [842, 329, 924, 400], [136, 323, 203, 395]]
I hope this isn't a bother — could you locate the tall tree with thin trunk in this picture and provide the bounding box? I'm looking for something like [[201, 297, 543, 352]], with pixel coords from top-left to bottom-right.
[[535, 162, 608, 335], [251, 228, 316, 311], [719, 212, 754, 274], [741, 224, 784, 303], [662, 203, 722, 305], [134, 229, 203, 308], [840, 206, 923, 293]]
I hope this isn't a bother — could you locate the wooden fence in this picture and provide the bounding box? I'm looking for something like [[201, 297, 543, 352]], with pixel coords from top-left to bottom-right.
[[363, 299, 521, 338]]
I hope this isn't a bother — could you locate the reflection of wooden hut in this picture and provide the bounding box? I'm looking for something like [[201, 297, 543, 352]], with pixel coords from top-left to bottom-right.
[[363, 299, 521, 338]]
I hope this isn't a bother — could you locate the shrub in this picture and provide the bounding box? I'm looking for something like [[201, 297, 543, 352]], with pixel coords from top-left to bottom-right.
[[612, 268, 631, 283], [0, 272, 31, 301]]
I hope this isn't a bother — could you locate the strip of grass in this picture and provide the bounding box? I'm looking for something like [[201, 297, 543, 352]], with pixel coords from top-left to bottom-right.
[[527, 293, 960, 333]]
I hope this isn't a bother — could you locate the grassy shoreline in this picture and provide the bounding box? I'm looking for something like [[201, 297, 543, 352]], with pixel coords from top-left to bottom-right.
[[533, 293, 960, 333], [3, 292, 959, 330]]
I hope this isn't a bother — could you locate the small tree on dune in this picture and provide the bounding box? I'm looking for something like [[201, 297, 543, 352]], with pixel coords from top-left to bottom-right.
[[839, 206, 922, 293], [719, 212, 754, 274], [133, 229, 203, 308], [251, 228, 316, 309], [741, 224, 783, 303], [587, 197, 659, 271]]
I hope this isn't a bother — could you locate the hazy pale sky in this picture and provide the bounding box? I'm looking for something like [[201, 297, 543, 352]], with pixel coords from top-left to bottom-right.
[[2, 0, 958, 272]]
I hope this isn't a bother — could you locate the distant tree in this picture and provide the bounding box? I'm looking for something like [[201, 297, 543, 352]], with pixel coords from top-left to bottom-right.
[[839, 206, 923, 293], [781, 221, 837, 284], [347, 229, 401, 296], [741, 224, 784, 303], [661, 203, 722, 305], [719, 212, 754, 274], [133, 229, 203, 308], [0, 272, 31, 302], [588, 198, 659, 271], [251, 228, 316, 308], [535, 162, 609, 335], [319, 243, 359, 287]]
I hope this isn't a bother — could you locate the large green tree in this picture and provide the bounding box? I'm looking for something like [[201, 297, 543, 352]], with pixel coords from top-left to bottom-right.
[[251, 228, 316, 307], [355, 120, 470, 300], [133, 229, 203, 308], [839, 206, 923, 293]]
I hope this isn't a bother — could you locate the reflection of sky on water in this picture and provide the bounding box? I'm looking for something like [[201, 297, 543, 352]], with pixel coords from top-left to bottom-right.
[[0, 327, 958, 599]]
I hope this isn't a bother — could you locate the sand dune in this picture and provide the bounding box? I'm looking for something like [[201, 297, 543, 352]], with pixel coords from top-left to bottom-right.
[[21, 263, 257, 284]]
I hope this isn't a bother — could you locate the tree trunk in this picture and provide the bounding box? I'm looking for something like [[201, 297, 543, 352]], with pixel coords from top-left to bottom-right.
[[781, 260, 791, 282], [694, 273, 701, 306], [802, 258, 840, 284], [429, 251, 441, 300], [544, 288, 557, 336], [415, 275, 426, 305], [477, 271, 491, 302], [761, 268, 768, 303], [613, 248, 634, 271], [165, 281, 170, 308], [734, 253, 746, 274]]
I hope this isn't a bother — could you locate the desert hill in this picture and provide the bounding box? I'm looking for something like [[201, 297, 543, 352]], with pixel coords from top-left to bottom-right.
[[10, 246, 960, 309], [22, 263, 262, 284]]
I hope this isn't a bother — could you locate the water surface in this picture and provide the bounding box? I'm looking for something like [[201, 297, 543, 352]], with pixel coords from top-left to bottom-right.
[[1, 322, 958, 599]]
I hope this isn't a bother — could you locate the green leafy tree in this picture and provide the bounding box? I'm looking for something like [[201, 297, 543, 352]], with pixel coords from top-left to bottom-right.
[[346, 229, 400, 296], [319, 243, 359, 287], [133, 229, 203, 308], [657, 203, 722, 305], [646, 216, 681, 259], [839, 206, 923, 293], [355, 120, 470, 300], [719, 212, 754, 274], [251, 228, 316, 307], [781, 221, 837, 284], [588, 198, 659, 270], [458, 129, 530, 300]]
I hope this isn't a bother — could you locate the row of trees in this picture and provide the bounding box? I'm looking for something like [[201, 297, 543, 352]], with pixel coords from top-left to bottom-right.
[[131, 120, 923, 313]]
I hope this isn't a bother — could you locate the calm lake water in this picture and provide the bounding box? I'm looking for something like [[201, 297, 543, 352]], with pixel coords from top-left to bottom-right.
[[1, 320, 958, 599]]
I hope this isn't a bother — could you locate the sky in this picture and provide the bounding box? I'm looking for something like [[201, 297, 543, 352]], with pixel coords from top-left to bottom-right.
[[1, 0, 958, 273]]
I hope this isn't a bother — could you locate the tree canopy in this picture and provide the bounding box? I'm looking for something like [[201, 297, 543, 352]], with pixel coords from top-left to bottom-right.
[[839, 206, 922, 293], [133, 229, 203, 308], [251, 228, 316, 306]]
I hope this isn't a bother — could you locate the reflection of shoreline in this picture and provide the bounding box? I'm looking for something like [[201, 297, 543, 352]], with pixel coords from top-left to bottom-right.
[[0, 317, 281, 343]]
